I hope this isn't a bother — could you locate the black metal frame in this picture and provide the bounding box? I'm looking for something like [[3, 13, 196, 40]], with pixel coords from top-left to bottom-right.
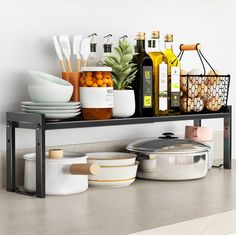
[[6, 106, 232, 198]]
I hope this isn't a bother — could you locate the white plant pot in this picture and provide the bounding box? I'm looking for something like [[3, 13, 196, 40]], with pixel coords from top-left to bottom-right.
[[113, 90, 135, 118]]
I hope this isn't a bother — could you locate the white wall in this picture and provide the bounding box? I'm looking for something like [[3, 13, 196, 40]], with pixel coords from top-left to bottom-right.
[[0, 0, 234, 154]]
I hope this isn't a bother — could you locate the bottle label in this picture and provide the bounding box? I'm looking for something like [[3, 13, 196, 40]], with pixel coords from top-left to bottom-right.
[[171, 67, 180, 107], [159, 62, 168, 111], [143, 66, 153, 108], [80, 87, 113, 108]]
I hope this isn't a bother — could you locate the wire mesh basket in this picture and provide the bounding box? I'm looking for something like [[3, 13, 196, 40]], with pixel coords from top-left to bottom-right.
[[177, 44, 230, 113]]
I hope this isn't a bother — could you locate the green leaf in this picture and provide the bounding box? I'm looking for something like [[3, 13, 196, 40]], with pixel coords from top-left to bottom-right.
[[124, 46, 133, 54], [121, 54, 133, 64], [104, 39, 137, 89], [113, 64, 123, 70], [104, 58, 114, 67], [114, 47, 122, 56], [109, 55, 120, 64]]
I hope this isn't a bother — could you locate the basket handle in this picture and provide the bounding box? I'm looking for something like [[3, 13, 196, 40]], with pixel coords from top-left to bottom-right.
[[177, 43, 216, 75], [179, 43, 201, 51]]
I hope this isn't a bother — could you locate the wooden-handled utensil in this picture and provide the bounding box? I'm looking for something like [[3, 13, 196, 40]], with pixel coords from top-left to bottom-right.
[[69, 163, 100, 175], [80, 38, 91, 67], [73, 35, 82, 72], [60, 35, 73, 72], [52, 36, 66, 72]]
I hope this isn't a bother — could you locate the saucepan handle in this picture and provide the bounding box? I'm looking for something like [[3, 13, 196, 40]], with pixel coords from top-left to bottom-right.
[[69, 163, 100, 175]]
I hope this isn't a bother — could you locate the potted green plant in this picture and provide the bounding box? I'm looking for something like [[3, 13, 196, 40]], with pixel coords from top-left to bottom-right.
[[104, 38, 137, 117]]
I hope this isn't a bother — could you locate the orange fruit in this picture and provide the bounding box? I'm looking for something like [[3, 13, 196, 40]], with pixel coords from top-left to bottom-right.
[[86, 80, 93, 87]]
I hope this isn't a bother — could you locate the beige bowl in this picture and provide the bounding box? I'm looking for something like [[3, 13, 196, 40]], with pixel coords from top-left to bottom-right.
[[87, 152, 136, 166], [88, 163, 138, 181]]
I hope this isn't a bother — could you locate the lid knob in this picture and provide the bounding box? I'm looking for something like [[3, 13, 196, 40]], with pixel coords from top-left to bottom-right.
[[48, 149, 63, 159], [159, 132, 178, 139]]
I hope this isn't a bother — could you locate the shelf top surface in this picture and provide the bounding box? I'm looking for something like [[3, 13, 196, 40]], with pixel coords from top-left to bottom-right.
[[45, 110, 230, 130], [7, 107, 231, 130]]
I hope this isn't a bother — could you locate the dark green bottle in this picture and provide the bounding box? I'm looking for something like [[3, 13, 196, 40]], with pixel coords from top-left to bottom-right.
[[132, 32, 154, 117]]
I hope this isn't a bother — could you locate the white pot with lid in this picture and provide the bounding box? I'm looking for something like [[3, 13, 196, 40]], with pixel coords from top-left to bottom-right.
[[23, 151, 100, 195], [127, 133, 211, 181]]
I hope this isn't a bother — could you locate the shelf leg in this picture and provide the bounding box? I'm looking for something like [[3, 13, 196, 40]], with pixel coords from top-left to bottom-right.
[[193, 119, 202, 127], [6, 119, 15, 192], [224, 106, 232, 169], [35, 116, 46, 198]]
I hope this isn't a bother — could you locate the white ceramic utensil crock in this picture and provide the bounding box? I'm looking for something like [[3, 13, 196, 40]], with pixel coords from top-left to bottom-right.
[[23, 152, 99, 195]]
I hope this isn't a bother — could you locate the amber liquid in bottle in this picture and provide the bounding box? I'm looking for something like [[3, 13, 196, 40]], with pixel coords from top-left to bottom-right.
[[132, 33, 153, 117], [148, 32, 169, 116]]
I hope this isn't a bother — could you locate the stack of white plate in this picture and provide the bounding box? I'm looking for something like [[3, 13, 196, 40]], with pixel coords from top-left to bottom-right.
[[21, 101, 81, 119], [87, 152, 138, 188]]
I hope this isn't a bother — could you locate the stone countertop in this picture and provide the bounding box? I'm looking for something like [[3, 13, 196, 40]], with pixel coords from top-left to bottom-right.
[[1, 162, 236, 235]]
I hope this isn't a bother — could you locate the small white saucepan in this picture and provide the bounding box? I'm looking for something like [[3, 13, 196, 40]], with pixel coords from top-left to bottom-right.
[[23, 150, 100, 195]]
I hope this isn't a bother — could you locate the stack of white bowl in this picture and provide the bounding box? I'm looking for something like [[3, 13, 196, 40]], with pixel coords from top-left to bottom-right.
[[22, 71, 81, 119], [87, 152, 138, 187]]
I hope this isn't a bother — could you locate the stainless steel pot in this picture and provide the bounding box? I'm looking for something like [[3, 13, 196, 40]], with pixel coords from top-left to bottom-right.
[[126, 133, 210, 181], [23, 152, 100, 195]]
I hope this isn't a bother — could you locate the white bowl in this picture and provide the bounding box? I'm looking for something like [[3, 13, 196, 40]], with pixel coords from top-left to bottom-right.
[[28, 71, 73, 103], [89, 178, 135, 188], [87, 152, 137, 166], [88, 163, 138, 181]]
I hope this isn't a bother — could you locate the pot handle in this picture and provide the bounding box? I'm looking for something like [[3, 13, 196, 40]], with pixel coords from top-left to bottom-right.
[[194, 127, 199, 137], [69, 163, 100, 175]]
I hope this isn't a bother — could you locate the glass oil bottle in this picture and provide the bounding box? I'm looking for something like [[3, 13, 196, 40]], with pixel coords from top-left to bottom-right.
[[164, 34, 180, 113], [148, 31, 169, 116], [87, 33, 99, 67], [132, 32, 153, 117], [98, 34, 113, 66]]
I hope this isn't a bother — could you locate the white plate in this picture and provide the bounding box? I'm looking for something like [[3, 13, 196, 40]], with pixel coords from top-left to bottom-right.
[[22, 108, 80, 114], [22, 110, 80, 119], [21, 105, 80, 110], [44, 113, 80, 119], [22, 101, 80, 106], [88, 178, 135, 188], [87, 152, 137, 166]]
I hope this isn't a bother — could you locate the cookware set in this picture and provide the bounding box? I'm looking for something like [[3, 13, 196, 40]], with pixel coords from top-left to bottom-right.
[[21, 126, 214, 196]]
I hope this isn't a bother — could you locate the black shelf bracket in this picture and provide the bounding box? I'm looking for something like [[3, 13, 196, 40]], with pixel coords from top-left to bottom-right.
[[6, 106, 232, 198], [6, 112, 46, 198]]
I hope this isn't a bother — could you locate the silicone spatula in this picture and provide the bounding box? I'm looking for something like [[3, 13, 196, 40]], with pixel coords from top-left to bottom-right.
[[52, 36, 66, 72], [73, 35, 82, 72], [59, 35, 72, 72], [80, 38, 91, 67]]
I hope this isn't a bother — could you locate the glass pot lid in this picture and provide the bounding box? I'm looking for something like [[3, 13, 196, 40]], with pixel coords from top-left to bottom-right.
[[126, 133, 210, 154]]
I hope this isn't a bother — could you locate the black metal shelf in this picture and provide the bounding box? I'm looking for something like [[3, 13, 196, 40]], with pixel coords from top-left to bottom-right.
[[45, 111, 230, 130], [6, 106, 232, 198]]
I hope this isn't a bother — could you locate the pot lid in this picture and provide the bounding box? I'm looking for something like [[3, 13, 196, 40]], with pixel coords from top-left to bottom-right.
[[23, 152, 87, 162], [126, 133, 210, 154]]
